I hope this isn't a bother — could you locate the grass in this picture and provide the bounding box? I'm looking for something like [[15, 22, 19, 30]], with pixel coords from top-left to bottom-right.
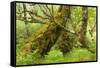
[[16, 46, 96, 65], [64, 48, 96, 62], [44, 47, 96, 64]]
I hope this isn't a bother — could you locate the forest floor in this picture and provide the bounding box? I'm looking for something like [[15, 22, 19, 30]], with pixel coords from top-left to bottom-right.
[[16, 44, 96, 65]]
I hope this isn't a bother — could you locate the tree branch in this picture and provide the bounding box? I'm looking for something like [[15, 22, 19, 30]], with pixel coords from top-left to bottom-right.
[[53, 21, 76, 35], [16, 9, 49, 23], [38, 4, 51, 18], [45, 5, 52, 17]]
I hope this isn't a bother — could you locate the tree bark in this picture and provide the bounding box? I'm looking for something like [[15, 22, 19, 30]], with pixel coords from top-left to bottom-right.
[[57, 6, 73, 55], [79, 7, 88, 48]]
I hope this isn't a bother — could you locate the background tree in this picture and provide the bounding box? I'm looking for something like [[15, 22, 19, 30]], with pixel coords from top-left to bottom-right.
[[79, 7, 88, 48]]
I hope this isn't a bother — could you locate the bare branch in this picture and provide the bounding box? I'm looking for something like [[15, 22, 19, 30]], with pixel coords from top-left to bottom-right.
[[45, 5, 52, 16], [16, 9, 49, 23], [38, 4, 51, 18]]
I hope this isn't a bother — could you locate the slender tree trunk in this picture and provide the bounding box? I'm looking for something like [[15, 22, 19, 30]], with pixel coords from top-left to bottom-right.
[[23, 3, 29, 38], [79, 7, 88, 48]]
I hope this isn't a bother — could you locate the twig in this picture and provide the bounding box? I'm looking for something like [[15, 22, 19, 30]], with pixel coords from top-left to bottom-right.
[[45, 5, 52, 17], [38, 4, 51, 18]]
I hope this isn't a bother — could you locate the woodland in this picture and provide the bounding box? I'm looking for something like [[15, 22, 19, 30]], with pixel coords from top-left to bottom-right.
[[16, 3, 97, 65]]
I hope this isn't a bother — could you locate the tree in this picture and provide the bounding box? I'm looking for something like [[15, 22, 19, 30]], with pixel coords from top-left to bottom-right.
[[32, 5, 74, 56], [23, 3, 30, 38], [79, 7, 88, 48], [19, 5, 76, 56]]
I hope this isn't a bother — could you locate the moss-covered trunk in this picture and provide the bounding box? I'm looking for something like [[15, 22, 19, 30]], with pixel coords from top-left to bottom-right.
[[22, 5, 72, 57], [35, 6, 71, 56]]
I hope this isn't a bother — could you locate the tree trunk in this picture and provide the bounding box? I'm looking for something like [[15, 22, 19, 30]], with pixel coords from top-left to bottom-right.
[[23, 3, 30, 38], [79, 7, 88, 48], [57, 6, 73, 55]]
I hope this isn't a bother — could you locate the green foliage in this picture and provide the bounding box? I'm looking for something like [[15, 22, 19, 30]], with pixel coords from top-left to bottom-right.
[[16, 52, 35, 65], [64, 48, 96, 62], [66, 6, 82, 32], [16, 20, 42, 44], [26, 23, 42, 35], [44, 50, 64, 63], [16, 44, 96, 65]]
